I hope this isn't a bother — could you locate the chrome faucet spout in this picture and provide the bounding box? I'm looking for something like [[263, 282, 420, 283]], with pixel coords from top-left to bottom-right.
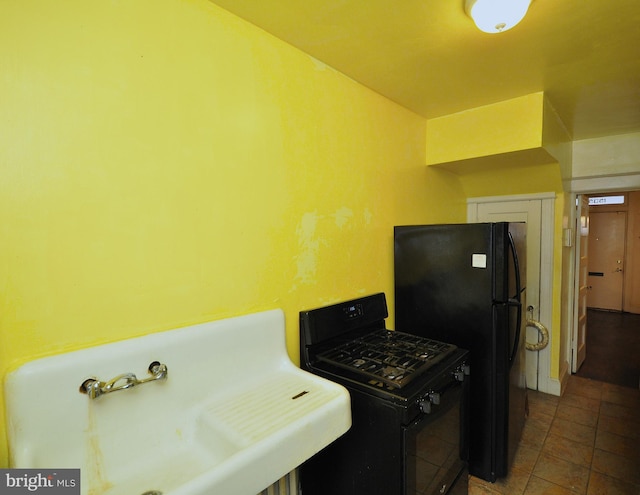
[[104, 373, 137, 393], [79, 362, 168, 400]]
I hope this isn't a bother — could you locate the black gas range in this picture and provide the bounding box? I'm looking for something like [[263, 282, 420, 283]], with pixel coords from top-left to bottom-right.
[[299, 293, 470, 495]]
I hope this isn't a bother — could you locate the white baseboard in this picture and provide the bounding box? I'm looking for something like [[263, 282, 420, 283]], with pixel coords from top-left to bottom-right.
[[535, 360, 569, 397]]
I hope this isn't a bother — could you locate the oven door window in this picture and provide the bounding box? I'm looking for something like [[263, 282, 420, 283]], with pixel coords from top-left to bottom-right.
[[405, 382, 468, 495]]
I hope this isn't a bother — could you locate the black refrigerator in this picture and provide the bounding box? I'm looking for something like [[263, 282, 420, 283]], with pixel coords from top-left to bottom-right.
[[394, 222, 527, 483]]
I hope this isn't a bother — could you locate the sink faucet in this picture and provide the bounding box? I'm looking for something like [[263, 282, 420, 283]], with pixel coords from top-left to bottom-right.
[[80, 361, 168, 399]]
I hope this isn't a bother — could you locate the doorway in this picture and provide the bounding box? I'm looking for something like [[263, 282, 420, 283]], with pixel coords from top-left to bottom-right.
[[574, 190, 640, 388], [587, 210, 626, 310], [583, 191, 640, 314]]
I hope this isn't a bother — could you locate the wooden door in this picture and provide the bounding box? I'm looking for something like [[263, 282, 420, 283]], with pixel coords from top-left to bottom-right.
[[588, 211, 626, 311], [623, 191, 640, 314]]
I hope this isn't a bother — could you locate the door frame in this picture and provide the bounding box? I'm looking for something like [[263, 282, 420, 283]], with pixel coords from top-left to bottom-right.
[[572, 195, 589, 372], [467, 192, 558, 395]]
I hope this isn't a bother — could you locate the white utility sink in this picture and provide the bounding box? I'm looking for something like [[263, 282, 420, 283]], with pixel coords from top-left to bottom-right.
[[4, 309, 351, 495]]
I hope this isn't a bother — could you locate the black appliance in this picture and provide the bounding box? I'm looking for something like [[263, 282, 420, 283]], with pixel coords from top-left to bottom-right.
[[394, 222, 527, 483], [299, 293, 470, 495]]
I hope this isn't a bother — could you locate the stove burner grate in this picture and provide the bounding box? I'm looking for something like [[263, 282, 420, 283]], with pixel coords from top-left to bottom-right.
[[317, 329, 457, 389]]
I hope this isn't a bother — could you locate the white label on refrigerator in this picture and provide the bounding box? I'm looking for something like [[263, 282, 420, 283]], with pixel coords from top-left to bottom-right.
[[472, 254, 487, 268]]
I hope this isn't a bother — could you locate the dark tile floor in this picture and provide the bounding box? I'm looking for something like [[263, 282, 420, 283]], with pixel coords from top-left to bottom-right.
[[576, 309, 640, 389], [467, 308, 640, 494], [468, 376, 640, 494]]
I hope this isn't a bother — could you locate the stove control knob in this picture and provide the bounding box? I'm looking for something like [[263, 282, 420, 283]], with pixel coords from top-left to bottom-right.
[[418, 399, 432, 414], [418, 392, 441, 413], [453, 364, 470, 382]]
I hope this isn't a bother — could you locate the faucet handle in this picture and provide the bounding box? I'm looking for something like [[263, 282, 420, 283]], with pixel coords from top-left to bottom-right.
[[148, 361, 168, 380], [79, 377, 104, 399]]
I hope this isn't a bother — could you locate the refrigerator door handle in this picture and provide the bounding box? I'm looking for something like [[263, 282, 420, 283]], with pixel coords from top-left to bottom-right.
[[507, 298, 522, 368], [508, 231, 522, 301], [508, 232, 523, 368]]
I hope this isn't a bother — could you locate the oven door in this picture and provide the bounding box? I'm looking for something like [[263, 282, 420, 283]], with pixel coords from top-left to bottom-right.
[[404, 376, 469, 495]]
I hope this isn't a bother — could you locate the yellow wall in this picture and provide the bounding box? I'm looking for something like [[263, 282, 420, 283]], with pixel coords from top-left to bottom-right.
[[458, 163, 563, 199], [0, 0, 467, 465], [426, 93, 545, 165]]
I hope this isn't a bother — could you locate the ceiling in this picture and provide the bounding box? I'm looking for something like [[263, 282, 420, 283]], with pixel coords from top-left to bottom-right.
[[209, 0, 640, 141]]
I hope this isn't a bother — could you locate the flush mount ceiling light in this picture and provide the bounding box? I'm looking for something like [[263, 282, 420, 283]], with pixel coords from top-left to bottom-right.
[[465, 0, 532, 33]]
